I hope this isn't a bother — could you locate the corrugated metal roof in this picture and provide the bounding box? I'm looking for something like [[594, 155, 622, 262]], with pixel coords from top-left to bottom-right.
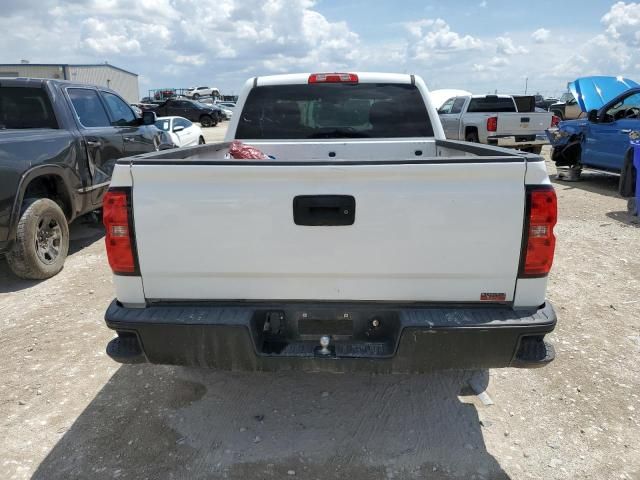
[[0, 63, 137, 76]]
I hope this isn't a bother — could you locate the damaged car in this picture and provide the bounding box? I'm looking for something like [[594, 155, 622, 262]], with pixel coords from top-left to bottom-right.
[[547, 76, 639, 183]]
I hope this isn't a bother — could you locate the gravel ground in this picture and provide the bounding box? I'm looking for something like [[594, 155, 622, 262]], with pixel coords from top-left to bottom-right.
[[0, 138, 639, 480]]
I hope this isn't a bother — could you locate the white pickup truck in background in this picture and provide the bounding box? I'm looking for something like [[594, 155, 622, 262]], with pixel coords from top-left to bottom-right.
[[438, 94, 558, 154], [102, 72, 558, 373]]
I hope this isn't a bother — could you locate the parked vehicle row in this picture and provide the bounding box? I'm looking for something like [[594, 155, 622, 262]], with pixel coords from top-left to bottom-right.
[[534, 94, 559, 111], [140, 98, 224, 127]]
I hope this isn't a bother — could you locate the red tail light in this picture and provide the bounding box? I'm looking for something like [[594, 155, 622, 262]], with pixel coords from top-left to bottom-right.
[[551, 115, 560, 127], [521, 186, 557, 277], [487, 116, 498, 132], [103, 189, 138, 275], [308, 73, 358, 84]]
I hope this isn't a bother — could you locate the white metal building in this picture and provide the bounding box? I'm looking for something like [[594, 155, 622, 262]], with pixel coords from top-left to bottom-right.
[[0, 63, 139, 103]]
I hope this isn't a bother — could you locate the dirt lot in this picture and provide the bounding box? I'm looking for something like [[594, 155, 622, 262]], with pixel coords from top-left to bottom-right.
[[1, 133, 639, 479]]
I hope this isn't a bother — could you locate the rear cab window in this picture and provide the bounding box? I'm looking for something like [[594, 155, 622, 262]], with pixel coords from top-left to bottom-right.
[[467, 97, 516, 113], [236, 83, 434, 139], [0, 87, 58, 129]]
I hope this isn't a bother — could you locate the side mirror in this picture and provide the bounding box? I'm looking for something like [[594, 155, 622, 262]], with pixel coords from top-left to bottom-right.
[[173, 125, 185, 132], [587, 109, 599, 123], [142, 111, 157, 126]]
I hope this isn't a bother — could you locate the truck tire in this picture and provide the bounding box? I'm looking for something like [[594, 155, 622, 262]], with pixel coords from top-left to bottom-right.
[[556, 165, 582, 182], [6, 198, 69, 280], [629, 198, 638, 216], [200, 115, 217, 128], [198, 136, 205, 145], [465, 131, 479, 143]]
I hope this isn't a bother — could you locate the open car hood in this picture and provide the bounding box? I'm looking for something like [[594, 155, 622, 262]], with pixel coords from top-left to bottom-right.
[[569, 76, 639, 112]]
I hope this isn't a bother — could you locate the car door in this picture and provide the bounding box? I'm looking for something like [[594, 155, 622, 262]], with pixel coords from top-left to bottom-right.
[[183, 119, 199, 146], [66, 87, 124, 205], [583, 92, 640, 171], [101, 90, 157, 156], [173, 118, 197, 146], [446, 97, 466, 139], [437, 98, 456, 139]]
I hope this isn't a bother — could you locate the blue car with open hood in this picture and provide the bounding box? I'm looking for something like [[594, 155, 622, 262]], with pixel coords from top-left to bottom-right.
[[547, 76, 639, 192]]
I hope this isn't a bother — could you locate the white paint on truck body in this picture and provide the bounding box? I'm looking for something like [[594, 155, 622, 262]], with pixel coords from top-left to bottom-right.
[[109, 72, 553, 309]]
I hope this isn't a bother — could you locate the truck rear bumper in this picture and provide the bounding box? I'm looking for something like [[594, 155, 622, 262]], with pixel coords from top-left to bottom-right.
[[488, 134, 548, 148], [104, 300, 557, 373]]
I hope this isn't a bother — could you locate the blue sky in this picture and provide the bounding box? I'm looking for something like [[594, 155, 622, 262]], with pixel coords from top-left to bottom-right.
[[1, 1, 639, 99]]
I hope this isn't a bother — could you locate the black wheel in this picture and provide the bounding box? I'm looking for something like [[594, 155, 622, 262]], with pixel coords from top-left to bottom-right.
[[465, 131, 479, 143], [200, 115, 213, 128], [629, 197, 638, 216], [6, 198, 69, 279], [193, 93, 200, 100], [556, 165, 582, 182], [198, 136, 205, 145]]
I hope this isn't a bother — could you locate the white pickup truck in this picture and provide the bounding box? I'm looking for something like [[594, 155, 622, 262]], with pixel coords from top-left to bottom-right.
[[438, 94, 557, 154], [102, 72, 558, 373]]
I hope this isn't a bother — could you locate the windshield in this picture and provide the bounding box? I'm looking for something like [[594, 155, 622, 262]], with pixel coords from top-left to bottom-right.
[[236, 83, 433, 139]]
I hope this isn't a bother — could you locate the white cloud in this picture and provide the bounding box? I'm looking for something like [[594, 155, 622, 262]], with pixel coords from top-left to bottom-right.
[[175, 54, 206, 66], [2, 0, 640, 97], [495, 36, 528, 55], [472, 56, 509, 72], [531, 28, 551, 43], [405, 18, 483, 60], [602, 1, 640, 45], [552, 2, 640, 79], [1, 0, 364, 91]]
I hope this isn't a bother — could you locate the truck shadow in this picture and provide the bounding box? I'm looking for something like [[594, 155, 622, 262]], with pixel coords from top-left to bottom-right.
[[606, 210, 640, 227], [0, 214, 104, 293], [32, 366, 510, 480], [551, 170, 621, 199]]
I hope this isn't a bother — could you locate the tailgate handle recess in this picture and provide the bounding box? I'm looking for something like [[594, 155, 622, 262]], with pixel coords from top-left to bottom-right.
[[293, 195, 355, 226], [520, 117, 530, 123]]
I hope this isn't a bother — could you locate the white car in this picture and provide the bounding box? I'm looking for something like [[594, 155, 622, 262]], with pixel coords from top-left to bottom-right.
[[185, 86, 220, 100], [218, 106, 233, 120], [154, 116, 205, 147]]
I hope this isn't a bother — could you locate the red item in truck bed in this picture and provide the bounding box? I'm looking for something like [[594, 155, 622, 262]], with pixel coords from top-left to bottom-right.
[[229, 141, 269, 160]]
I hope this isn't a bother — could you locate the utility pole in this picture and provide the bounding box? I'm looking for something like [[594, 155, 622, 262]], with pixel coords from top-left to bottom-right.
[[524, 77, 528, 95]]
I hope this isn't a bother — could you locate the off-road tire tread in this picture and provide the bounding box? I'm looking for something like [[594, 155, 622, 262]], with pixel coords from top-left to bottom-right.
[[6, 198, 69, 280]]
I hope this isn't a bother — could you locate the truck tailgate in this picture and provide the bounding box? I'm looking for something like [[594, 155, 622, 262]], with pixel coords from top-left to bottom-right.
[[497, 112, 552, 135], [130, 161, 526, 302]]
